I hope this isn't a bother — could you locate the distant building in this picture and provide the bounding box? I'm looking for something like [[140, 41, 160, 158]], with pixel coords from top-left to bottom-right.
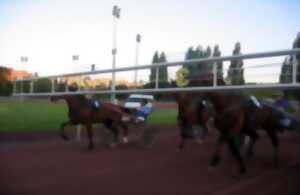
[[0, 66, 34, 81], [64, 76, 143, 89], [10, 69, 34, 81]]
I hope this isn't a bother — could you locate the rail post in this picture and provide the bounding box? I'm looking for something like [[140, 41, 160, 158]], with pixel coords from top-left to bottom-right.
[[155, 65, 159, 89], [292, 55, 298, 84], [213, 62, 217, 87]]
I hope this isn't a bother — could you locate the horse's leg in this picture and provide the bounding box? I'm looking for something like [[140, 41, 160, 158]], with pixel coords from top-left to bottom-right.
[[178, 137, 186, 151], [178, 125, 191, 151], [266, 129, 279, 164], [246, 130, 259, 157], [110, 123, 120, 147], [60, 121, 72, 140], [121, 123, 129, 144], [104, 120, 118, 147], [210, 134, 226, 167], [85, 123, 94, 150], [227, 135, 246, 174]]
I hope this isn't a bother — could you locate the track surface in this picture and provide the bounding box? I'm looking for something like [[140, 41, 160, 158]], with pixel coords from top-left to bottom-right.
[[1, 125, 300, 195]]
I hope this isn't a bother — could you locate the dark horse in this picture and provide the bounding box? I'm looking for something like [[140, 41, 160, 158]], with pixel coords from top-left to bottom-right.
[[51, 86, 134, 150], [176, 74, 300, 174]]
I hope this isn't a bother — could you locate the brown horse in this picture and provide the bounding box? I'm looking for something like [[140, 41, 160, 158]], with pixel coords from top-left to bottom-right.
[[50, 85, 134, 150], [175, 92, 213, 149], [177, 74, 300, 174]]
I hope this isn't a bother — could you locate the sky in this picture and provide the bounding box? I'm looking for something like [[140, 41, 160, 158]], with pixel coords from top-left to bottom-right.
[[0, 0, 299, 82]]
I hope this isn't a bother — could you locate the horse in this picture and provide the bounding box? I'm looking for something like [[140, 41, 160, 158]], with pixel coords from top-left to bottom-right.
[[50, 84, 134, 150], [177, 74, 300, 174], [175, 92, 213, 149]]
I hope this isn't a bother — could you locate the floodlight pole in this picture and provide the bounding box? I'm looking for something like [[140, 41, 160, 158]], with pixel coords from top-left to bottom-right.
[[134, 34, 141, 85], [111, 5, 121, 104], [72, 55, 80, 91], [20, 56, 28, 100]]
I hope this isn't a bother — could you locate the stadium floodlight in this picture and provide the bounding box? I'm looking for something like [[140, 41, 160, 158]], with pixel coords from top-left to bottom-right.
[[134, 34, 142, 84], [111, 5, 121, 104]]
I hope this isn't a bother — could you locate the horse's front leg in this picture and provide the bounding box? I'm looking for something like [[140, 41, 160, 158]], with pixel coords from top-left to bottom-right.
[[266, 129, 279, 165], [121, 123, 129, 144], [245, 130, 259, 157], [60, 121, 72, 141], [178, 137, 186, 151], [178, 126, 190, 151], [210, 134, 226, 167], [85, 123, 94, 150], [227, 135, 246, 174]]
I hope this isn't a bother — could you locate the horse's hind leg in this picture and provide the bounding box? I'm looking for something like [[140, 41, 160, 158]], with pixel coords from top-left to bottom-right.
[[60, 121, 71, 140], [227, 136, 246, 174], [266, 129, 279, 164], [85, 123, 94, 150]]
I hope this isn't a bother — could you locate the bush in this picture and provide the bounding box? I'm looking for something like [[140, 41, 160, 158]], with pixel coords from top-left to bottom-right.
[[0, 81, 13, 96], [34, 78, 52, 93]]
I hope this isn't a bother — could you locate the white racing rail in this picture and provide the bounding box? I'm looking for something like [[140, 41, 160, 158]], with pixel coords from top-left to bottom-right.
[[13, 48, 300, 97]]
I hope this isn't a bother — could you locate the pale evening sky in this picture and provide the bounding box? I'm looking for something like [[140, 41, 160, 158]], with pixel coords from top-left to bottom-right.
[[0, 0, 299, 82]]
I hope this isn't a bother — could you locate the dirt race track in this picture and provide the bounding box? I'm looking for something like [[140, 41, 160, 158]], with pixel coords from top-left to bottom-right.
[[1, 125, 300, 195]]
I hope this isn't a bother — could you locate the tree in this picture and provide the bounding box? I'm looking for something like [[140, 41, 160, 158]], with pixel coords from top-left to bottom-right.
[[183, 45, 214, 82], [158, 52, 168, 82], [227, 42, 245, 85], [149, 51, 168, 84], [0, 66, 13, 96], [213, 45, 223, 80], [279, 57, 292, 84], [183, 47, 196, 74], [293, 32, 300, 82], [280, 32, 300, 99], [204, 46, 212, 71], [149, 51, 160, 82]]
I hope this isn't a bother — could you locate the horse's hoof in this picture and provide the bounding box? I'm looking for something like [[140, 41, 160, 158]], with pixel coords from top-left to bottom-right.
[[247, 150, 254, 157], [210, 155, 221, 166], [122, 137, 129, 144], [194, 138, 203, 144], [109, 143, 117, 148], [122, 116, 131, 122], [88, 145, 94, 151], [208, 166, 215, 172], [61, 135, 69, 141], [239, 166, 246, 174]]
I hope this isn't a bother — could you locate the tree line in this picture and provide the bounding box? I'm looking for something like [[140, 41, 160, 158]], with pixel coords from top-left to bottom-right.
[[279, 32, 300, 99], [1, 32, 299, 99], [148, 41, 245, 87]]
